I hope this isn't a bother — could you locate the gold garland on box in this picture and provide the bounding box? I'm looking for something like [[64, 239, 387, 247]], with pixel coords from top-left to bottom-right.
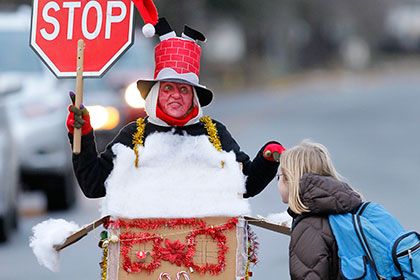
[[132, 118, 146, 168], [245, 243, 251, 280], [100, 243, 108, 280]]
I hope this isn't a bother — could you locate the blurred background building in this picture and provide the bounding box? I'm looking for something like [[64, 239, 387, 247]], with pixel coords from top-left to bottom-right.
[[155, 0, 420, 89], [2, 0, 420, 89]]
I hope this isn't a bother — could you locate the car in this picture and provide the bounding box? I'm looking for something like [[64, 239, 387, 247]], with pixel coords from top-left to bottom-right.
[[382, 4, 420, 52], [0, 6, 76, 211], [0, 79, 19, 242]]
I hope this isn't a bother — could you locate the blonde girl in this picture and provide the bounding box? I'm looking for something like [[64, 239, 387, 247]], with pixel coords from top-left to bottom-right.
[[278, 140, 362, 280]]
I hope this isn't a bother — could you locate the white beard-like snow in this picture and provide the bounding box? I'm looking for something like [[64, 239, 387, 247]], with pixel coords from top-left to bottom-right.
[[102, 132, 250, 218]]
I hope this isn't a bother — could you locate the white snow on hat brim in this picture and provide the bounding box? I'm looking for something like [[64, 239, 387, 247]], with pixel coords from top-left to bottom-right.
[[29, 219, 80, 272]]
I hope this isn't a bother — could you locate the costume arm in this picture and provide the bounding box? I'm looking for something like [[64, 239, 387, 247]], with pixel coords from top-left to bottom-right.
[[242, 141, 280, 197], [214, 121, 279, 197], [69, 123, 136, 198]]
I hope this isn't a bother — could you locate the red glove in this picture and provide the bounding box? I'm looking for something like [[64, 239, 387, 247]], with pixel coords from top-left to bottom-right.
[[66, 91, 92, 135], [263, 143, 286, 162]]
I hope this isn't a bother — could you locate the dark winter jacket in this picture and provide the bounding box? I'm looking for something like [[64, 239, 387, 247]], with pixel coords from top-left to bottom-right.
[[69, 117, 279, 199], [288, 173, 362, 280]]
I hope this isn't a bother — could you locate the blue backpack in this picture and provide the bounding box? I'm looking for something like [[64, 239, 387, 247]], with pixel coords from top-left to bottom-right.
[[329, 202, 420, 280]]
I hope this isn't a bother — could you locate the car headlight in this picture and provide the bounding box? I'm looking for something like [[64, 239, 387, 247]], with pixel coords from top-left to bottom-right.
[[86, 105, 120, 131], [124, 82, 145, 109]]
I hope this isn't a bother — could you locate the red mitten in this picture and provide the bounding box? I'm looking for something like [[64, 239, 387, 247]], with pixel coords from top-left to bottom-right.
[[66, 91, 92, 135], [263, 143, 286, 162]]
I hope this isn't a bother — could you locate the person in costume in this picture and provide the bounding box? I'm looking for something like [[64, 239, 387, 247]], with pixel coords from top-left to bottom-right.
[[66, 17, 285, 216]]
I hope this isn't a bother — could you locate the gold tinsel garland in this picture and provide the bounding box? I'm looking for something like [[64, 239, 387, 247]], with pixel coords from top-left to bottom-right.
[[200, 116, 224, 168], [100, 243, 108, 280], [244, 242, 252, 280], [132, 118, 146, 168], [200, 116, 222, 151]]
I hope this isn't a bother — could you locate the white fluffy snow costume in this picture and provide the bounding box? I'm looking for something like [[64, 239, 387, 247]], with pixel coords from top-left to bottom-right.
[[103, 82, 250, 218]]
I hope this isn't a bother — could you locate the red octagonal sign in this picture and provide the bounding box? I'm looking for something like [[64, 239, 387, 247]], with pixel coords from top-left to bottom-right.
[[31, 0, 134, 77]]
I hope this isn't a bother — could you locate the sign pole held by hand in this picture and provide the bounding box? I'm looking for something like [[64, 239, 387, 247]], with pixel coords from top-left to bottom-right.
[[73, 39, 85, 154]]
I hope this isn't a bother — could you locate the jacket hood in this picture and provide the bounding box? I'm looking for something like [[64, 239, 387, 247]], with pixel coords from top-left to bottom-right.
[[298, 173, 362, 215]]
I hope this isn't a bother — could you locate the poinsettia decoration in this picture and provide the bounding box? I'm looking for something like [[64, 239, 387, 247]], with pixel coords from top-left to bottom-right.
[[160, 239, 186, 266]]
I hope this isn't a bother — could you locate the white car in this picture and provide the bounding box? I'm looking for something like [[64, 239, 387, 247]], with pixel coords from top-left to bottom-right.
[[384, 4, 420, 52], [0, 6, 76, 210]]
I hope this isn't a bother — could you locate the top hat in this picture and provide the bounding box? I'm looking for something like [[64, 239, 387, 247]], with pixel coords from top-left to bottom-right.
[[136, 18, 213, 107]]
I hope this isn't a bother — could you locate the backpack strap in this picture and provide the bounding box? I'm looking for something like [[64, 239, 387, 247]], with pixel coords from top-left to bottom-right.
[[353, 202, 386, 280], [353, 202, 375, 264], [132, 117, 146, 168], [355, 201, 370, 215]]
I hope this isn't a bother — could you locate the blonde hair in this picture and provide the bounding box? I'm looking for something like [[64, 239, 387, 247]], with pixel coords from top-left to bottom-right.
[[279, 139, 343, 214]]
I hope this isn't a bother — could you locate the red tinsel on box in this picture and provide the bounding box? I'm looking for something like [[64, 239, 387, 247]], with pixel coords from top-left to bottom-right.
[[112, 218, 238, 275], [184, 227, 229, 275], [107, 218, 207, 230]]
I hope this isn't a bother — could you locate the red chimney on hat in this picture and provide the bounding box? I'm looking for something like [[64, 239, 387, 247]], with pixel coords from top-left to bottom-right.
[[137, 18, 213, 107]]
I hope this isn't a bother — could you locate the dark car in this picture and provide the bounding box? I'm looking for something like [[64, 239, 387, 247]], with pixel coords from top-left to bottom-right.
[[0, 7, 76, 211], [0, 78, 19, 242]]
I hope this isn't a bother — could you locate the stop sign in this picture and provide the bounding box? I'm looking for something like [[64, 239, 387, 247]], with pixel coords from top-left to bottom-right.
[[31, 0, 134, 77]]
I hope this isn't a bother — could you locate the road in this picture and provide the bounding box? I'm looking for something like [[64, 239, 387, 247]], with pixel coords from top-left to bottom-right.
[[0, 67, 419, 279]]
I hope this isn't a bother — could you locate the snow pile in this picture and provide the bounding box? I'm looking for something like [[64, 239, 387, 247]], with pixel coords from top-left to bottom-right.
[[29, 219, 80, 272], [265, 211, 293, 228], [103, 132, 250, 218]]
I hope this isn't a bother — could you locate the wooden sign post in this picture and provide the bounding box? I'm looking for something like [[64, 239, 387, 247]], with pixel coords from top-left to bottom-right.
[[73, 39, 84, 154]]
